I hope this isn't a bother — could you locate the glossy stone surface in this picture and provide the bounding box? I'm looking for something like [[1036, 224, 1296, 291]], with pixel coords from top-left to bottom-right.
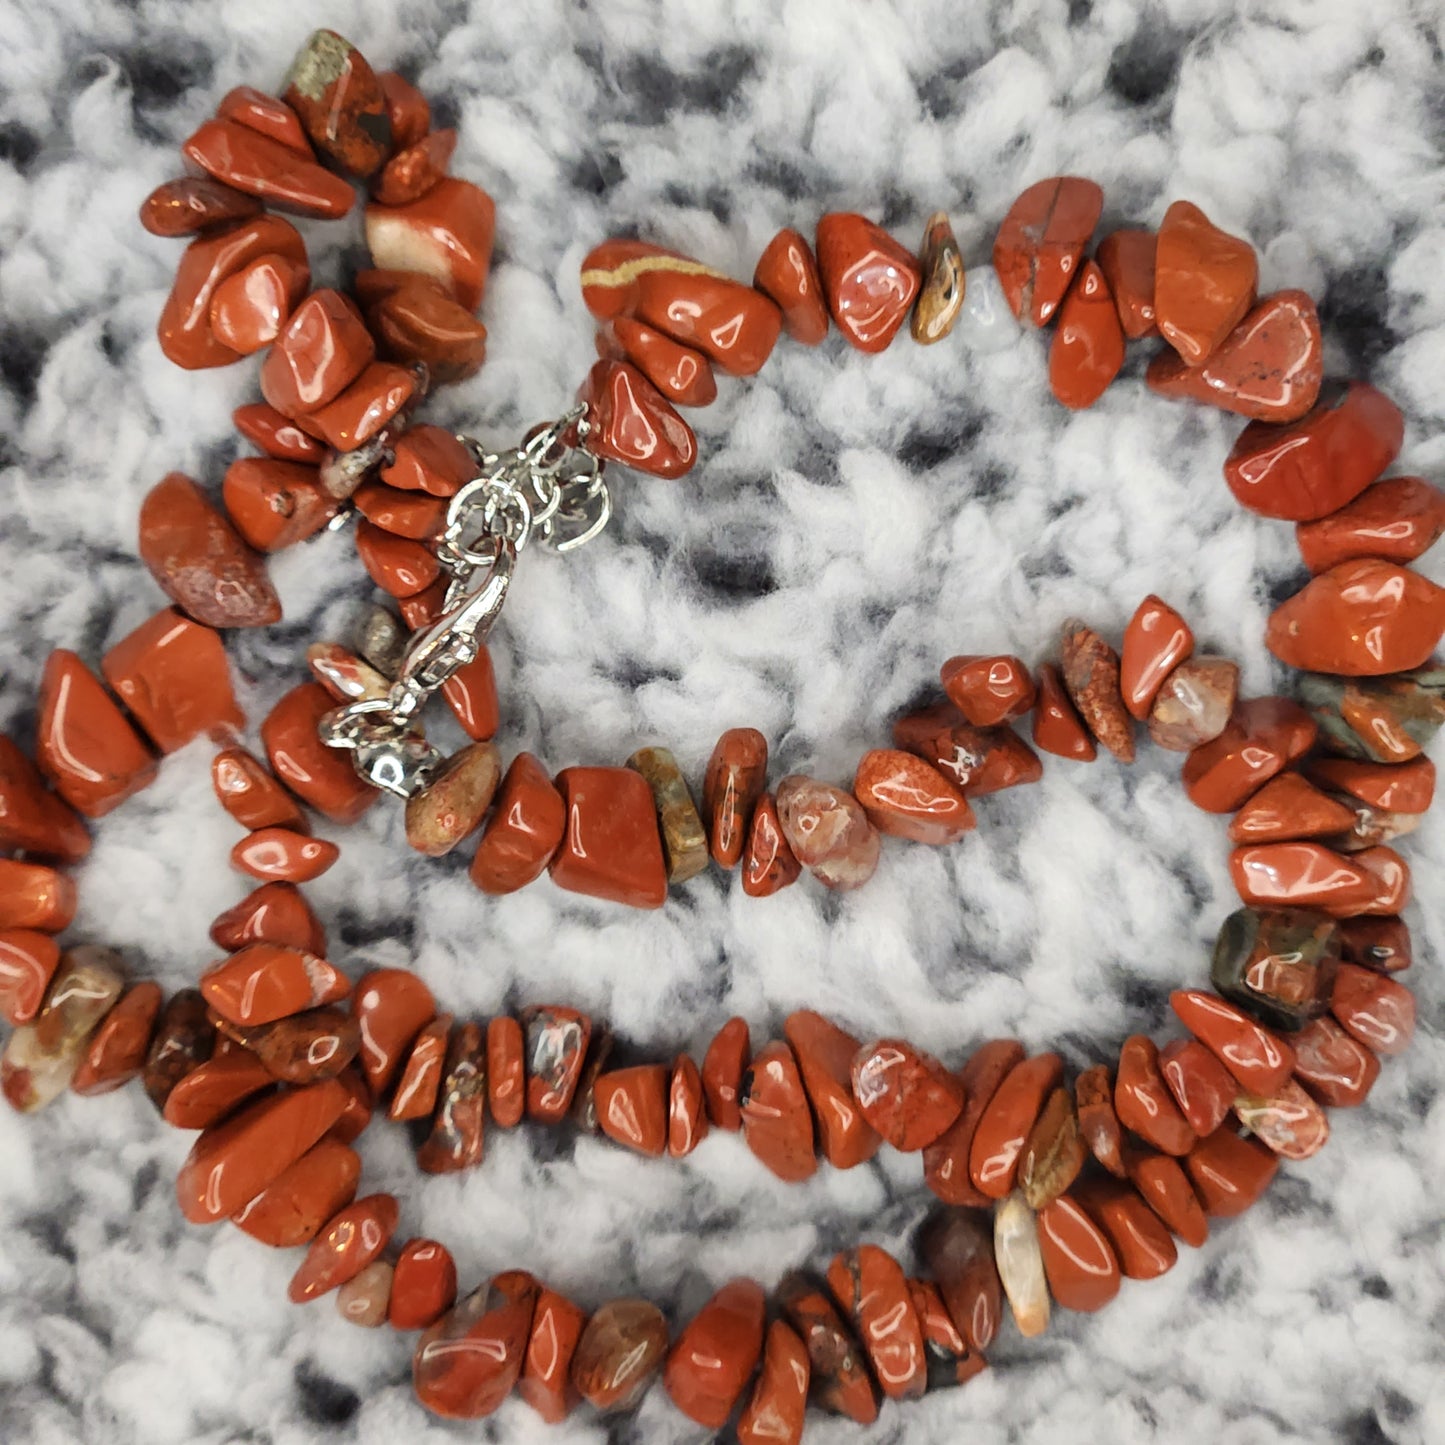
[[916, 1207, 1004, 1353], [229, 1136, 359, 1248], [0, 864, 76, 934], [1126, 1148, 1209, 1247], [288, 1193, 398, 1303], [827, 1246, 925, 1401], [487, 1015, 525, 1128], [1049, 259, 1125, 409], [71, 981, 163, 1096], [1075, 1064, 1127, 1178], [852, 747, 974, 845], [740, 1040, 816, 1181], [521, 1005, 591, 1122], [101, 609, 242, 753], [233, 402, 328, 463], [336, 1260, 393, 1327], [302, 361, 418, 453], [1182, 697, 1316, 813], [1298, 667, 1445, 764], [775, 774, 880, 890], [1036, 1194, 1121, 1313], [941, 654, 1036, 726], [627, 746, 709, 883], [1115, 1036, 1197, 1156], [1154, 200, 1257, 365], [222, 457, 336, 551], [210, 882, 326, 955], [373, 127, 457, 206], [468, 752, 565, 894], [230, 827, 337, 884], [1234, 1078, 1330, 1160], [993, 1190, 1050, 1338], [140, 176, 263, 237], [258, 292, 371, 422], [1229, 841, 1381, 915], [367, 273, 489, 383], [1095, 228, 1157, 338], [667, 1053, 708, 1157], [703, 728, 768, 869], [737, 1319, 810, 1445], [160, 1048, 275, 1128], [1224, 380, 1403, 521], [1312, 758, 1437, 822], [1060, 622, 1135, 762], [402, 741, 500, 858], [1267, 559, 1445, 676], [814, 212, 921, 352], [702, 1016, 750, 1130], [221, 1006, 360, 1085], [923, 1039, 1027, 1207], [992, 176, 1104, 326], [597, 318, 717, 407], [183, 118, 353, 220], [1184, 1128, 1279, 1216], [742, 792, 802, 896], [388, 1014, 451, 1121], [283, 29, 390, 177], [141, 988, 215, 1111], [216, 84, 311, 152], [1018, 1086, 1085, 1208], [1227, 772, 1357, 844], [1074, 1177, 1177, 1280], [1120, 596, 1193, 721], [1148, 655, 1240, 751], [852, 1037, 964, 1152], [592, 1063, 668, 1156], [576, 358, 697, 479], [894, 702, 1045, 795], [783, 1010, 881, 1169], [261, 682, 378, 824], [1210, 906, 1340, 1031], [1170, 988, 1295, 1094], [200, 942, 348, 1027], [1146, 290, 1322, 422], [664, 1278, 766, 1427], [969, 1051, 1064, 1197], [138, 473, 281, 628], [1291, 1015, 1380, 1107], [1296, 475, 1445, 574], [1337, 914, 1413, 973], [548, 765, 668, 908], [175, 1077, 348, 1223], [416, 1022, 487, 1174], [517, 1287, 586, 1422], [910, 210, 965, 344], [1157, 1038, 1237, 1138], [776, 1271, 879, 1424], [414, 1271, 539, 1418], [753, 227, 829, 345], [1031, 662, 1097, 761], [571, 1298, 668, 1414], [1331, 962, 1415, 1055], [379, 423, 476, 495]]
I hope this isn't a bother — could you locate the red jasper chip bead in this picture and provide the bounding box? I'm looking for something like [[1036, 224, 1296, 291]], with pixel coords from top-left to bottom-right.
[[852, 1038, 965, 1153], [260, 289, 376, 418], [784, 1009, 881, 1170], [381, 424, 477, 495], [1074, 1064, 1127, 1179], [1036, 1194, 1122, 1313], [577, 358, 698, 479], [1330, 963, 1415, 1056], [1170, 988, 1295, 1094], [740, 1040, 817, 1182], [1031, 663, 1097, 761], [1126, 1148, 1209, 1248], [412, 1271, 539, 1419], [71, 981, 164, 1096], [0, 863, 77, 934], [1153, 199, 1258, 366], [667, 1053, 709, 1157], [595, 1063, 670, 1156], [549, 766, 669, 908], [703, 727, 769, 868], [922, 1038, 1027, 1207], [200, 942, 349, 1027], [518, 1287, 588, 1423], [1290, 1016, 1380, 1108], [140, 176, 263, 238], [1227, 773, 1357, 845], [1158, 1038, 1237, 1137], [1073, 1176, 1177, 1281], [940, 654, 1037, 726], [469, 752, 565, 895], [230, 827, 338, 883], [230, 1136, 361, 1248], [1120, 596, 1194, 721], [261, 682, 379, 825], [596, 317, 717, 407], [815, 212, 922, 353], [521, 1005, 591, 1123], [222, 457, 338, 552], [753, 226, 829, 345], [210, 253, 311, 356], [1095, 229, 1157, 339], [852, 748, 975, 845], [355, 519, 440, 597], [1182, 697, 1317, 813], [1308, 756, 1436, 816], [741, 792, 802, 897], [0, 738, 92, 863], [1048, 259, 1125, 410], [737, 1318, 810, 1445], [389, 1015, 451, 1122], [826, 1245, 926, 1401], [992, 175, 1104, 327], [216, 84, 311, 153], [1114, 1035, 1198, 1157], [1295, 475, 1445, 574], [352, 967, 436, 1100], [232, 402, 328, 463], [183, 117, 355, 220], [389, 1239, 459, 1331], [664, 1278, 767, 1427], [210, 882, 326, 955], [968, 1052, 1063, 1198], [486, 1015, 525, 1127], [702, 1016, 750, 1131], [1183, 1127, 1279, 1217]]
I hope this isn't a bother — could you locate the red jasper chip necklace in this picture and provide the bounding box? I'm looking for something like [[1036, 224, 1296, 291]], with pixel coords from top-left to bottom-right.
[[1, 26, 1441, 1439]]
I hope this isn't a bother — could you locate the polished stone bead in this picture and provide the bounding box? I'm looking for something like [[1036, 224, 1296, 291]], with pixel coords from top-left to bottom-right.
[[827, 1246, 925, 1401], [1073, 1177, 1177, 1280], [775, 774, 880, 890], [330, 1066, 373, 1145], [911, 211, 965, 345], [1154, 200, 1257, 365], [283, 29, 391, 177], [753, 227, 829, 345], [260, 289, 374, 418], [158, 215, 308, 369], [367, 273, 489, 383], [355, 521, 437, 600], [521, 1004, 591, 1123], [814, 212, 921, 352], [627, 746, 709, 883], [373, 128, 457, 206], [142, 988, 215, 1111], [852, 748, 974, 845], [1114, 1035, 1197, 1156], [576, 357, 697, 479], [1234, 1078, 1330, 1160], [229, 1136, 359, 1248], [737, 1319, 810, 1445], [1210, 906, 1340, 1031], [1227, 772, 1357, 845], [403, 741, 500, 858], [1147, 655, 1240, 751], [486, 1015, 525, 1128], [1224, 380, 1403, 521], [1291, 1016, 1380, 1107], [1170, 988, 1295, 1093], [969, 1052, 1063, 1197], [664, 1278, 767, 1426], [183, 117, 353, 219], [916, 1207, 1004, 1353], [71, 981, 162, 1096], [571, 1298, 669, 1414], [992, 176, 1104, 327], [1060, 622, 1135, 762], [1074, 1063, 1127, 1178], [1049, 259, 1125, 409], [35, 649, 158, 817], [1095, 228, 1157, 339], [1182, 697, 1316, 813], [381, 1239, 456, 1332], [1267, 559, 1445, 676], [1228, 841, 1380, 915], [102, 609, 242, 753], [380, 423, 476, 495], [1120, 596, 1193, 721], [288, 1193, 398, 1303], [231, 827, 337, 883], [740, 1040, 817, 1181], [783, 1009, 881, 1169], [1031, 663, 1097, 761], [580, 238, 781, 374], [597, 318, 717, 407], [261, 682, 379, 824], [1337, 914, 1413, 974], [909, 1277, 988, 1391], [742, 791, 802, 896], [1157, 1038, 1237, 1138], [140, 176, 263, 237], [1331, 962, 1415, 1055], [160, 1048, 275, 1128], [388, 1014, 451, 1121], [377, 71, 429, 149], [1018, 1086, 1085, 1209], [1147, 290, 1322, 422], [667, 1053, 708, 1157], [894, 702, 1044, 794], [942, 654, 1036, 727], [417, 1022, 487, 1173], [776, 1271, 879, 1424], [301, 361, 419, 453], [222, 457, 337, 551], [702, 1015, 750, 1131], [993, 1190, 1050, 1338], [1036, 1194, 1121, 1313], [1184, 1127, 1279, 1216], [853, 1037, 965, 1153], [592, 1063, 668, 1156], [3, 947, 125, 1110], [138, 473, 282, 628], [550, 765, 668, 908], [0, 864, 76, 934], [200, 943, 348, 1027], [210, 882, 326, 955], [1125, 1148, 1209, 1247], [1324, 791, 1421, 853], [922, 1039, 1027, 1207], [1298, 667, 1445, 764], [469, 752, 565, 894], [233, 402, 328, 463], [517, 1286, 587, 1422], [703, 728, 768, 868], [1296, 475, 1445, 574], [220, 1006, 360, 1085], [174, 1077, 348, 1223], [216, 85, 310, 152], [414, 1271, 539, 1418], [335, 1259, 393, 1327]]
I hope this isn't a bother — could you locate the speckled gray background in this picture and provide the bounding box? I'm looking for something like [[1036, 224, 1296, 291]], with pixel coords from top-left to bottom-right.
[[0, 1, 1442, 1441]]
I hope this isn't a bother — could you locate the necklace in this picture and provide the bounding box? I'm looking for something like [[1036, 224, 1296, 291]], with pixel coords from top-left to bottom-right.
[[0, 24, 1440, 1437]]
